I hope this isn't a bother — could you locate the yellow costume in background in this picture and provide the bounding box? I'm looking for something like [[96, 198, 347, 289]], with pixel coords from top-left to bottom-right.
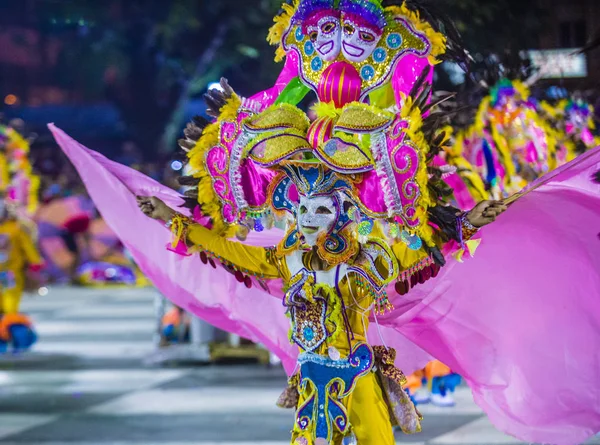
[[0, 219, 43, 349], [0, 219, 42, 314]]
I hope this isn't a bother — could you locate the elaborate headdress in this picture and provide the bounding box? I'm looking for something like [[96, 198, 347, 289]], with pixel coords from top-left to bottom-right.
[[181, 0, 468, 277]]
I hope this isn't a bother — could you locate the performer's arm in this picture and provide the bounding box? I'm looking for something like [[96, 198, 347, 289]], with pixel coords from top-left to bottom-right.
[[428, 201, 507, 242], [137, 196, 281, 279]]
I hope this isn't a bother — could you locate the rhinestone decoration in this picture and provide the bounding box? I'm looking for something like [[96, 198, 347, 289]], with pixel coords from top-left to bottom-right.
[[387, 33, 402, 49], [373, 47, 387, 63], [357, 219, 374, 236], [389, 222, 400, 238], [303, 325, 316, 342], [360, 65, 375, 81]]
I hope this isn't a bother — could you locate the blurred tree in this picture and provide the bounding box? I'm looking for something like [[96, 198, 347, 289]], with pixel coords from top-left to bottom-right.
[[29, 0, 282, 156]]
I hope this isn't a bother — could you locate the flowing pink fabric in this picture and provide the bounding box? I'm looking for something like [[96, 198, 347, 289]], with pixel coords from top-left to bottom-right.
[[51, 124, 600, 444], [49, 124, 298, 374], [384, 147, 600, 444]]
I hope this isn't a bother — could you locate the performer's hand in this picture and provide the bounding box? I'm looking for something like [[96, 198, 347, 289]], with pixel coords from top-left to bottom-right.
[[204, 77, 235, 119], [136, 196, 175, 222], [466, 200, 507, 228]]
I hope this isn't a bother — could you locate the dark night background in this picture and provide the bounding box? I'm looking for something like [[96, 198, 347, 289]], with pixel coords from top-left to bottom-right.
[[0, 0, 598, 164]]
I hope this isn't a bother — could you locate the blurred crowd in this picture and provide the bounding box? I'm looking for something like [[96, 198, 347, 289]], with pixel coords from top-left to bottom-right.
[[33, 139, 182, 203]]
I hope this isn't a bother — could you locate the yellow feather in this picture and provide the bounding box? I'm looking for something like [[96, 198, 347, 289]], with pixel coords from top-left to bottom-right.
[[385, 3, 447, 64], [267, 1, 299, 62]]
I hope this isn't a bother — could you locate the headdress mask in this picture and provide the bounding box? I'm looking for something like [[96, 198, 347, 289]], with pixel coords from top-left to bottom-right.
[[186, 0, 449, 255], [294, 0, 341, 62], [339, 0, 386, 63]]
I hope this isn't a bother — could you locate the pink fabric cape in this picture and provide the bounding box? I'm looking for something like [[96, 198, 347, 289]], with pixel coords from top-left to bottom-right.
[[50, 124, 600, 445]]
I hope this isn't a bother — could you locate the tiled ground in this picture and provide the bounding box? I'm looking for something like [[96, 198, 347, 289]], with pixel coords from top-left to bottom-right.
[[0, 287, 596, 445]]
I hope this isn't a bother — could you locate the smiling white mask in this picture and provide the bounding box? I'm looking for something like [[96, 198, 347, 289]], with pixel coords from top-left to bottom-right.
[[341, 17, 382, 63], [306, 15, 342, 61], [297, 195, 337, 247]]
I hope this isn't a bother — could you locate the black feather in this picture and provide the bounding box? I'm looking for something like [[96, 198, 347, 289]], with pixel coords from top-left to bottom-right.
[[413, 83, 433, 112], [193, 115, 210, 128], [178, 176, 200, 187], [428, 205, 462, 243], [408, 64, 432, 102], [383, 0, 471, 68], [421, 93, 456, 115], [424, 245, 446, 267], [180, 197, 199, 211]]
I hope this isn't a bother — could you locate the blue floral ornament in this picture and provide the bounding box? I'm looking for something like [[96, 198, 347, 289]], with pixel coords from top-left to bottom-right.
[[373, 47, 387, 63], [387, 33, 402, 49], [304, 40, 315, 56], [311, 56, 323, 71], [296, 27, 305, 41], [360, 65, 375, 81]]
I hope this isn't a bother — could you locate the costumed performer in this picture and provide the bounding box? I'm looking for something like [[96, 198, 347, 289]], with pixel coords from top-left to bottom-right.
[[138, 0, 506, 442], [49, 1, 600, 444]]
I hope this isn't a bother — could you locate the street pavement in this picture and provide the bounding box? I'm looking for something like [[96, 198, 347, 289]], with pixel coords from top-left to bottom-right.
[[0, 286, 596, 445]]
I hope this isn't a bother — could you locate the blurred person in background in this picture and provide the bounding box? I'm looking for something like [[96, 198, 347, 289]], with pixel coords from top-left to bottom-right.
[[0, 193, 44, 353]]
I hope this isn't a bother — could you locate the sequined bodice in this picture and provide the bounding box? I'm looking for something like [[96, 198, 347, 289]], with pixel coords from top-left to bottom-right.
[[283, 249, 390, 357]]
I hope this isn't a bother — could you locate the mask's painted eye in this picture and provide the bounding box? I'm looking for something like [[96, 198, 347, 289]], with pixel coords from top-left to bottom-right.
[[321, 21, 336, 34], [359, 31, 375, 42], [316, 206, 332, 214], [300, 206, 308, 215], [309, 31, 318, 42], [343, 23, 355, 35]]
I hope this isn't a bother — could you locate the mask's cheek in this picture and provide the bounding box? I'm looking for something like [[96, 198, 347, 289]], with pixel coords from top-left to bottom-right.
[[340, 20, 381, 63], [300, 213, 335, 232]]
